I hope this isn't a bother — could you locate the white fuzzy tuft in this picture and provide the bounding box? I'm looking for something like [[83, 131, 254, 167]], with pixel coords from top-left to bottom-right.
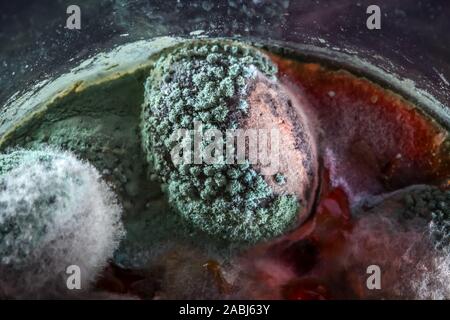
[[411, 222, 450, 300], [0, 148, 125, 298]]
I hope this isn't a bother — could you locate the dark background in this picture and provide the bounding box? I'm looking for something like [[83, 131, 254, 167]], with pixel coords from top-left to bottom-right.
[[1, 0, 449, 111]]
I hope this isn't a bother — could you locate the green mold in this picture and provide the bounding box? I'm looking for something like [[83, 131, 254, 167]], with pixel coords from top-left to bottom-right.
[[141, 40, 300, 243], [400, 187, 450, 250]]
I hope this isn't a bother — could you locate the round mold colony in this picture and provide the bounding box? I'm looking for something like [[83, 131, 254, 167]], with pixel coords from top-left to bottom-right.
[[141, 40, 318, 243], [0, 148, 124, 298]]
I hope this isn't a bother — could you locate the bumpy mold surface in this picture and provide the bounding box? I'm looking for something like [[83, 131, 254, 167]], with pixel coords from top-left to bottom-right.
[[141, 41, 303, 242]]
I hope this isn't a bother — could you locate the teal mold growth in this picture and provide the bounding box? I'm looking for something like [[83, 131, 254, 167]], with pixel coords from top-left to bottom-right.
[[141, 40, 300, 243], [400, 187, 450, 250]]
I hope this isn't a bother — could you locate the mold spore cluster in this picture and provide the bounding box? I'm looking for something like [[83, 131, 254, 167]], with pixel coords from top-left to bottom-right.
[[142, 41, 299, 243], [0, 148, 124, 297], [398, 187, 450, 299], [400, 187, 450, 250], [357, 185, 450, 250]]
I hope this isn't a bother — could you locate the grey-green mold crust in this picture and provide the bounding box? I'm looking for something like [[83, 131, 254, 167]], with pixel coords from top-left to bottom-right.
[[0, 149, 54, 176], [400, 187, 450, 250], [141, 40, 299, 243]]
